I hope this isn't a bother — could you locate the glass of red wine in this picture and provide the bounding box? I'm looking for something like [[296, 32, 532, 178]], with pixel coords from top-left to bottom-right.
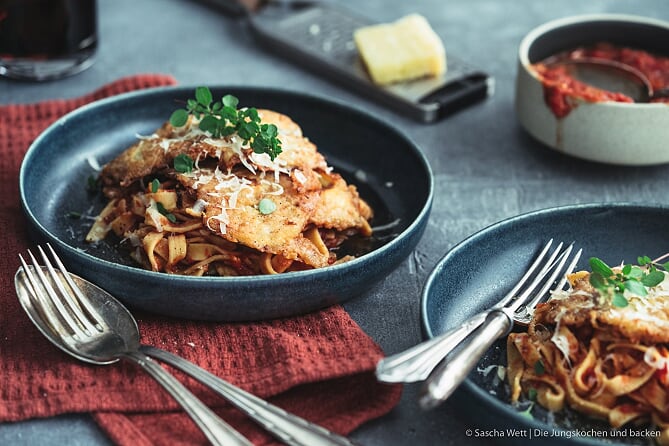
[[0, 0, 97, 81]]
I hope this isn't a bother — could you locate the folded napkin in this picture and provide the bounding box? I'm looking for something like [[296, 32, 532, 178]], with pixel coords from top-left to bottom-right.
[[0, 75, 402, 446]]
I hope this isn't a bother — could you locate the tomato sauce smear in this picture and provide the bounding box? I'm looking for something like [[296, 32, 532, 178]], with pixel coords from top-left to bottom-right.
[[531, 42, 669, 118]]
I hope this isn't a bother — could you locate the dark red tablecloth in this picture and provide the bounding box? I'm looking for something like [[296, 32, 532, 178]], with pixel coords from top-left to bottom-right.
[[0, 74, 402, 445]]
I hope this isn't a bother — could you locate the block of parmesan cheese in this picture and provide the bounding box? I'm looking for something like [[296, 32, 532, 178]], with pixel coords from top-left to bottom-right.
[[353, 14, 447, 85]]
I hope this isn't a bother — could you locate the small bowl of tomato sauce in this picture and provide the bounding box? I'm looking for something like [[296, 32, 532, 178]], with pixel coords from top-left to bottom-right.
[[516, 14, 669, 165]]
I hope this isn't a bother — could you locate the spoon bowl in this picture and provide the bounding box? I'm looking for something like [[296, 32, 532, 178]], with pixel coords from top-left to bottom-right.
[[549, 57, 651, 102], [546, 57, 669, 102], [15, 266, 135, 364]]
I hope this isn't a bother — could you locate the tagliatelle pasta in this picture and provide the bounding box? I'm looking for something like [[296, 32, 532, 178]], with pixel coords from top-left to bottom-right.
[[507, 260, 669, 444], [85, 93, 373, 276]]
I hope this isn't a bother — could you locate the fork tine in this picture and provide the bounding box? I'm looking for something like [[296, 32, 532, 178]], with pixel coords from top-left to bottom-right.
[[553, 247, 583, 292], [43, 243, 105, 331], [511, 244, 577, 313], [525, 243, 570, 299], [494, 241, 565, 311], [36, 245, 101, 335], [520, 247, 583, 313], [495, 239, 554, 308], [18, 254, 66, 335], [19, 250, 89, 340]]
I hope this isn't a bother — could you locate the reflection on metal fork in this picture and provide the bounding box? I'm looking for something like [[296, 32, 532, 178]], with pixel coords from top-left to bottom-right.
[[16, 244, 253, 446], [377, 239, 564, 384], [418, 243, 582, 409]]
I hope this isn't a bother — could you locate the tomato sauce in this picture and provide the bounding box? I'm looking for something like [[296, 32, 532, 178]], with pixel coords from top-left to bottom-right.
[[531, 42, 669, 118]]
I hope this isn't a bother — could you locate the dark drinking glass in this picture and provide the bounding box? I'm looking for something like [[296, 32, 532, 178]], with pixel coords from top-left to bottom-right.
[[0, 0, 97, 81]]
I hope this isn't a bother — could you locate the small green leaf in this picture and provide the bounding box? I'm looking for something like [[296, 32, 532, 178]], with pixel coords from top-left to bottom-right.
[[589, 272, 608, 291], [258, 198, 277, 215], [238, 120, 258, 141], [663, 261, 669, 271], [612, 293, 629, 308], [627, 265, 644, 279], [174, 154, 194, 174], [589, 257, 613, 277], [624, 279, 647, 296], [195, 86, 213, 106], [220, 125, 236, 137], [527, 388, 538, 401], [222, 94, 239, 109], [155, 202, 177, 223], [170, 109, 189, 127], [642, 270, 666, 287], [261, 123, 278, 139], [66, 211, 81, 219], [244, 107, 259, 121], [251, 138, 267, 155], [638, 255, 653, 266], [150, 179, 160, 193], [221, 106, 237, 121], [534, 360, 545, 376], [199, 115, 220, 134]]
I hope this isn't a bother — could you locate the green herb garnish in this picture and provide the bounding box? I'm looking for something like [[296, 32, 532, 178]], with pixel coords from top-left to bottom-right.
[[258, 198, 277, 215], [170, 86, 282, 160], [150, 178, 160, 193], [87, 175, 100, 192], [155, 202, 177, 223], [589, 256, 669, 308], [173, 154, 194, 174], [527, 388, 538, 401], [66, 211, 82, 219], [533, 360, 545, 376]]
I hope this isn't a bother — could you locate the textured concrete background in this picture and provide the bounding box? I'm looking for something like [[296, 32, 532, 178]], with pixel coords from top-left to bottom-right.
[[3, 0, 669, 444]]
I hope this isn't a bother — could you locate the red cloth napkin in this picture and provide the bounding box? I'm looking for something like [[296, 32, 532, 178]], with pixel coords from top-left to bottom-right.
[[0, 75, 402, 445]]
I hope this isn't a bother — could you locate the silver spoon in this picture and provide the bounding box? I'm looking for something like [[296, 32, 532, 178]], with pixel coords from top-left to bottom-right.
[[546, 57, 669, 102], [16, 247, 252, 446], [15, 244, 356, 446]]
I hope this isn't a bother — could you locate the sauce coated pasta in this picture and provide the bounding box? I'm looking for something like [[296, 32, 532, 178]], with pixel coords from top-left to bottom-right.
[[86, 99, 373, 276]]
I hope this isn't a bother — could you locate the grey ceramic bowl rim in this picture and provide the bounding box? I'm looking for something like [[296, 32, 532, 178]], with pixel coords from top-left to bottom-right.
[[518, 13, 669, 111], [20, 85, 434, 286]]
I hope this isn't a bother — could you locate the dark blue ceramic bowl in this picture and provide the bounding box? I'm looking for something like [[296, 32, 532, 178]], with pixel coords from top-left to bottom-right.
[[20, 86, 433, 321], [422, 203, 669, 445]]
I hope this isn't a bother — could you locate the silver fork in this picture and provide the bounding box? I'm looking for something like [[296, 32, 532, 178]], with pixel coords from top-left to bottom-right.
[[17, 245, 252, 446], [418, 241, 582, 409], [17, 244, 357, 446], [376, 239, 576, 384]]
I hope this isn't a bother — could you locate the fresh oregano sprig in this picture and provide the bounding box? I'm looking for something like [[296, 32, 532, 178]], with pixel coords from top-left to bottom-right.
[[169, 87, 282, 160], [588, 256, 669, 308]]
